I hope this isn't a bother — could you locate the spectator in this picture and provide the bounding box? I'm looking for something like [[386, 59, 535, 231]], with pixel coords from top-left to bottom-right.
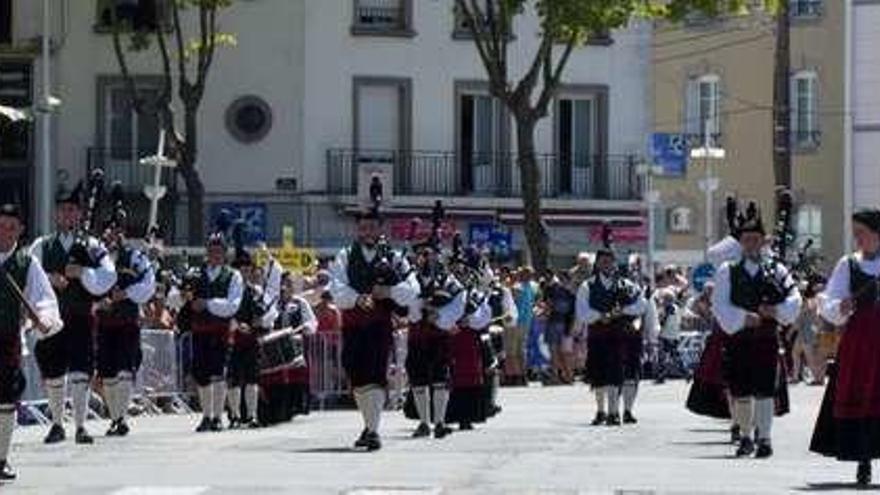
[[507, 266, 537, 386], [542, 272, 576, 384], [315, 291, 342, 334]]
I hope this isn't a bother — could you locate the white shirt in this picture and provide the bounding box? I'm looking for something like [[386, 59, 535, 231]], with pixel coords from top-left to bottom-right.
[[113, 246, 156, 305], [408, 274, 467, 332], [328, 244, 420, 311], [462, 295, 492, 331], [0, 245, 63, 334], [204, 265, 244, 319], [711, 259, 802, 335], [819, 254, 880, 326], [30, 232, 118, 297], [277, 296, 318, 334], [575, 275, 647, 326]]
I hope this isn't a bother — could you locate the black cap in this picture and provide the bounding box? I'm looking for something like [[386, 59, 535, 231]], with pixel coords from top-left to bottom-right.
[[853, 208, 880, 234], [0, 203, 22, 221], [231, 248, 252, 269], [736, 201, 765, 235], [55, 181, 83, 206]]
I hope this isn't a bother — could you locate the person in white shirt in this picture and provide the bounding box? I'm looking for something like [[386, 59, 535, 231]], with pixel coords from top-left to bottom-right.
[[711, 204, 801, 459], [0, 203, 63, 481], [811, 209, 880, 487]]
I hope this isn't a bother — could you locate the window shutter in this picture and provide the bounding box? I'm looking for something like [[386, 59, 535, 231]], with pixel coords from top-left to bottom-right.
[[685, 78, 700, 137]]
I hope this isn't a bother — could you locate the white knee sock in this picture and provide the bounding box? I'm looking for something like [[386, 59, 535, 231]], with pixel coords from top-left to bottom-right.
[[432, 384, 450, 426], [413, 386, 431, 425], [211, 381, 227, 421], [755, 398, 774, 441], [244, 385, 259, 421], [198, 385, 213, 420], [594, 388, 606, 414], [69, 372, 91, 429], [0, 405, 15, 462], [727, 392, 738, 429], [606, 386, 621, 416], [227, 386, 241, 420], [103, 377, 120, 421], [733, 397, 755, 439], [623, 380, 639, 412], [46, 377, 66, 426], [117, 372, 134, 421]]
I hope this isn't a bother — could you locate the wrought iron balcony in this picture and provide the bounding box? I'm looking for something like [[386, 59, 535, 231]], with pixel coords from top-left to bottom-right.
[[791, 0, 823, 19], [326, 149, 643, 201], [352, 2, 410, 34], [86, 147, 178, 195]]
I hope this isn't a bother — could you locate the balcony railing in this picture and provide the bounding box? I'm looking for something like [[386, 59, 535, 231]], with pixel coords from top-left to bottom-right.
[[326, 149, 643, 201], [86, 147, 178, 195], [791, 0, 823, 19], [352, 2, 410, 34], [792, 129, 822, 149]]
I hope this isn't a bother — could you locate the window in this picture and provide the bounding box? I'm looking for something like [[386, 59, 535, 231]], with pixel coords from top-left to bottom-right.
[[96, 0, 165, 32], [458, 88, 508, 194], [669, 206, 693, 234], [351, 0, 414, 36], [557, 93, 606, 196], [100, 80, 160, 160], [453, 0, 511, 39], [791, 0, 823, 19], [0, 0, 11, 45], [0, 61, 32, 162], [687, 74, 721, 147], [797, 205, 822, 249], [792, 70, 819, 149]]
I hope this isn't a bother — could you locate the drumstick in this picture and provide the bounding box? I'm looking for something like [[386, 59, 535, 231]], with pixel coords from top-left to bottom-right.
[[0, 267, 49, 335]]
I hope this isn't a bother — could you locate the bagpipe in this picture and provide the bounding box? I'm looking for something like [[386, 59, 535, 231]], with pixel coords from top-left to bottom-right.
[[68, 168, 107, 270], [596, 223, 640, 323]]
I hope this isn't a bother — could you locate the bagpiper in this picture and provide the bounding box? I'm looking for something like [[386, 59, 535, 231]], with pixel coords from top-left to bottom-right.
[[0, 203, 63, 481]]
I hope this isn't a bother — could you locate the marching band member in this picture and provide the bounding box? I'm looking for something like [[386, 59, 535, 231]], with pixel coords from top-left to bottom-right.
[[406, 238, 466, 440], [185, 228, 244, 433], [329, 209, 419, 451], [30, 182, 117, 445], [576, 226, 646, 426], [711, 203, 801, 459], [96, 194, 156, 437], [812, 209, 880, 486], [0, 203, 63, 481]]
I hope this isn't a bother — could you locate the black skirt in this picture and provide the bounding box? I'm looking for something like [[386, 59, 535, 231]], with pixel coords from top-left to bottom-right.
[[446, 386, 489, 425], [810, 361, 880, 461]]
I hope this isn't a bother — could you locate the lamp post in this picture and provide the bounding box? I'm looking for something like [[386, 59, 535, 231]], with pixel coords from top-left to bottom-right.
[[690, 130, 726, 260], [139, 130, 177, 235], [637, 162, 663, 288]]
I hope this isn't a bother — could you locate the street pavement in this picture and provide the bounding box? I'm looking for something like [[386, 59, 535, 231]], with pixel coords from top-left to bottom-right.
[[1, 381, 869, 494]]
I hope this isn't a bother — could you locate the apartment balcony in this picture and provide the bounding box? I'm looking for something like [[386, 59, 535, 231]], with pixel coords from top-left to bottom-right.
[[86, 147, 178, 194], [326, 149, 644, 203], [351, 1, 414, 37]]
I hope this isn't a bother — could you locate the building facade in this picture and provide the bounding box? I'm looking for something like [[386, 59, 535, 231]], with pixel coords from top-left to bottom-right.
[[2, 0, 653, 262], [652, 0, 845, 266]]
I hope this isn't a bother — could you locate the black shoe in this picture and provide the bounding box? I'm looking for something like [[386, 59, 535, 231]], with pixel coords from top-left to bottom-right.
[[605, 414, 621, 426], [730, 425, 742, 444], [43, 424, 65, 444], [75, 427, 94, 445], [755, 440, 773, 459], [858, 461, 872, 487], [491, 405, 502, 415], [106, 420, 120, 437], [354, 429, 370, 449], [412, 423, 431, 438], [210, 417, 223, 432], [364, 431, 382, 452], [460, 421, 474, 431], [246, 419, 260, 429], [195, 417, 212, 433], [0, 461, 16, 481], [434, 424, 452, 439], [228, 418, 240, 430], [115, 420, 130, 437], [623, 411, 638, 424], [736, 437, 756, 457], [591, 412, 607, 426]]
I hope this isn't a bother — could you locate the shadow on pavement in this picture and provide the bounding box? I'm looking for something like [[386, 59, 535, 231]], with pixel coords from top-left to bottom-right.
[[795, 482, 880, 491], [669, 440, 734, 447]]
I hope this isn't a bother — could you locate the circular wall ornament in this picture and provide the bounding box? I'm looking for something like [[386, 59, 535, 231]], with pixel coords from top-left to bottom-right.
[[226, 95, 272, 144]]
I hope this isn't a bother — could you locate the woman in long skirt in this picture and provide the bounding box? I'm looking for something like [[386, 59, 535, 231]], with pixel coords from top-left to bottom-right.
[[813, 209, 880, 487]]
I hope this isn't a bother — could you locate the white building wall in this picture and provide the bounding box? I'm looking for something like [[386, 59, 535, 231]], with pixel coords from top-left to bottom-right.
[[851, 1, 880, 210]]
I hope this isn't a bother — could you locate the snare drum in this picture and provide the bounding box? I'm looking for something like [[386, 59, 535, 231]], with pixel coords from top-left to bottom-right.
[[258, 328, 306, 375]]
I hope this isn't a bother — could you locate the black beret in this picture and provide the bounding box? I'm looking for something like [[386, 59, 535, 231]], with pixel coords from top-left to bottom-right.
[[853, 209, 880, 234], [0, 203, 22, 221]]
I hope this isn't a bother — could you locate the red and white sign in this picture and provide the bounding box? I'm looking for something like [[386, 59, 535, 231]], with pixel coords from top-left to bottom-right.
[[588, 223, 648, 244], [387, 218, 458, 243]]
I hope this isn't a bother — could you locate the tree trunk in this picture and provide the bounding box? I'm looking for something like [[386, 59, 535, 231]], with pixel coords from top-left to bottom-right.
[[772, 0, 792, 189], [515, 117, 549, 273], [180, 109, 205, 244]]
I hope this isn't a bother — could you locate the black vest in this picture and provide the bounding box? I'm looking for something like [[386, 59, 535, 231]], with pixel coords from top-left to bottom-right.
[[849, 257, 880, 311], [588, 277, 619, 314], [40, 234, 98, 314], [346, 243, 379, 294], [729, 262, 767, 312], [277, 298, 304, 330], [0, 249, 31, 340]]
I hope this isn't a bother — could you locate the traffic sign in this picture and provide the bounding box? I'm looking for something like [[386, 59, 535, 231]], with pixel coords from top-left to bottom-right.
[[691, 263, 716, 292]]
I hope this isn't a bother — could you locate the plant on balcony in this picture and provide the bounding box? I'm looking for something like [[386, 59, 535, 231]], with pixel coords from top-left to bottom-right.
[[455, 0, 776, 271], [103, 0, 237, 243]]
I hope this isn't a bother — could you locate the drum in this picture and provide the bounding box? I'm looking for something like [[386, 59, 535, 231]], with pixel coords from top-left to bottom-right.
[[258, 328, 306, 375]]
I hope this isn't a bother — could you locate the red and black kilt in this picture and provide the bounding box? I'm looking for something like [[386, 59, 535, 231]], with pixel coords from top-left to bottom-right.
[[723, 323, 779, 399], [585, 320, 625, 388], [406, 321, 452, 387], [811, 306, 880, 461], [227, 332, 260, 387], [190, 317, 230, 387], [35, 308, 96, 379], [446, 329, 488, 425], [96, 314, 142, 379], [0, 333, 25, 405], [341, 304, 395, 388], [686, 328, 732, 419]]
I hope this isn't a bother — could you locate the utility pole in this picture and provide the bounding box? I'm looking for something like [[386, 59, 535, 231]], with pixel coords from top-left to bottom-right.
[[772, 0, 792, 189]]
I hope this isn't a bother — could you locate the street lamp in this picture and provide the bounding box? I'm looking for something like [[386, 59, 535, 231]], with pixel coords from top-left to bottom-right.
[[139, 130, 177, 235], [690, 132, 726, 261], [637, 162, 663, 288]]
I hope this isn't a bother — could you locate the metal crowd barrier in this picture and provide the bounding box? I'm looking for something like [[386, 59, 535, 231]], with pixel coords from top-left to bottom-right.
[[306, 331, 349, 409]]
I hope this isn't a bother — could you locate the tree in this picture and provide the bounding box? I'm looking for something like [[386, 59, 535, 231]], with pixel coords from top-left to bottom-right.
[[455, 0, 775, 272], [105, 0, 235, 243]]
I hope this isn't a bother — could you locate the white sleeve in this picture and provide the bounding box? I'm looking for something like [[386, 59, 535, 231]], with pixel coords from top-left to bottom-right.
[[328, 249, 360, 311], [773, 264, 802, 326], [207, 270, 244, 318], [711, 263, 747, 335], [24, 256, 63, 333], [621, 283, 647, 317], [435, 290, 467, 332], [390, 256, 419, 308], [465, 298, 492, 330], [28, 237, 47, 267], [297, 297, 318, 335], [502, 287, 518, 324], [643, 297, 660, 343], [819, 256, 852, 326], [707, 236, 742, 268], [576, 281, 601, 325], [262, 258, 283, 307], [80, 241, 117, 297], [124, 251, 156, 305]]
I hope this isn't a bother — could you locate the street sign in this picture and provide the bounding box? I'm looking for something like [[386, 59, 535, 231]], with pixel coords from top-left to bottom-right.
[[691, 263, 716, 292], [254, 224, 317, 274], [210, 202, 268, 245], [469, 222, 513, 261], [651, 133, 688, 177]]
